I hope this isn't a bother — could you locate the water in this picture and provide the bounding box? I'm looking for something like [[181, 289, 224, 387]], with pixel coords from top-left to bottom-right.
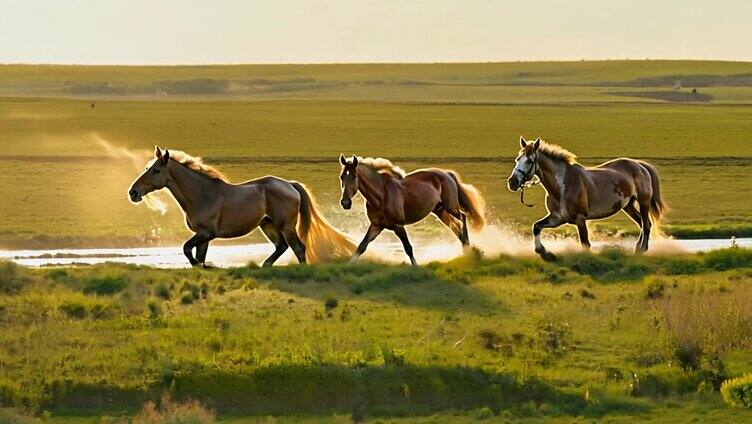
[[1, 237, 746, 268]]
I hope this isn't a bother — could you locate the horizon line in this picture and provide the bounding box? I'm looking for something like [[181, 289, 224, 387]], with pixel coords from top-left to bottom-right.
[[2, 58, 752, 67]]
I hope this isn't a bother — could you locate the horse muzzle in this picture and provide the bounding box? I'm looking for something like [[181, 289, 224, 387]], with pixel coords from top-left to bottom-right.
[[129, 188, 142, 203], [507, 176, 521, 192], [340, 198, 352, 210]]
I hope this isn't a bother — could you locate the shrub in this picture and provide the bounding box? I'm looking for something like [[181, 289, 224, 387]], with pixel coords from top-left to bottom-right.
[[154, 282, 171, 300], [181, 282, 201, 300], [324, 296, 339, 311], [704, 248, 752, 270], [643, 279, 665, 299], [699, 355, 728, 390], [132, 396, 215, 423], [46, 268, 70, 282], [564, 252, 614, 277], [380, 343, 406, 366], [579, 288, 596, 299], [58, 300, 87, 319], [662, 258, 704, 275], [470, 406, 495, 420], [58, 298, 115, 320], [478, 329, 502, 351], [180, 293, 195, 305], [82, 274, 128, 295], [205, 335, 222, 352], [0, 261, 25, 294], [147, 299, 161, 319], [721, 373, 752, 409], [535, 320, 571, 357]]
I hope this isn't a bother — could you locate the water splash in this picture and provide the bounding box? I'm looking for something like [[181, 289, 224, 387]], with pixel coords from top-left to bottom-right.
[[93, 133, 170, 214]]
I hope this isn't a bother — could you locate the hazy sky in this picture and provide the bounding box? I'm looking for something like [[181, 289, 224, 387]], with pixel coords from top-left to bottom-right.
[[1, 0, 751, 64]]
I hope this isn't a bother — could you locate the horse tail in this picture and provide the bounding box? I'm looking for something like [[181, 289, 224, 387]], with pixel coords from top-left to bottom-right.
[[291, 182, 356, 263], [448, 171, 486, 231], [639, 161, 668, 224]]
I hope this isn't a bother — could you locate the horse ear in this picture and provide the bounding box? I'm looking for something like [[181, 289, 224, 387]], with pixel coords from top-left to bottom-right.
[[340, 154, 347, 165], [161, 149, 170, 165], [352, 156, 359, 167], [533, 138, 541, 150], [519, 136, 527, 148], [155, 146, 163, 158]]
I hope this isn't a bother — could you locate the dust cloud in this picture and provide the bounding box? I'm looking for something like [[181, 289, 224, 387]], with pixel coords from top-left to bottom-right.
[[93, 133, 171, 215]]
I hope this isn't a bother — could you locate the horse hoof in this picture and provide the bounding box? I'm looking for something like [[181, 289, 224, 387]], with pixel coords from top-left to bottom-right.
[[201, 263, 215, 269], [538, 250, 558, 262]]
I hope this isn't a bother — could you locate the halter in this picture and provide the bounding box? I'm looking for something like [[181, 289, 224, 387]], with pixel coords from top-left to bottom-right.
[[517, 152, 541, 207]]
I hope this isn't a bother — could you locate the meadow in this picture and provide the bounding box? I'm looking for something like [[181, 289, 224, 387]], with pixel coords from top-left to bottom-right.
[[2, 61, 752, 422], [2, 248, 752, 422], [1, 94, 751, 248]]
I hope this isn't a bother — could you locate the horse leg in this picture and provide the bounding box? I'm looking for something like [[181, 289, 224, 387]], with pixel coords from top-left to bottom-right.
[[351, 224, 383, 263], [637, 201, 652, 253], [195, 239, 215, 268], [532, 214, 565, 261], [281, 223, 307, 264], [393, 226, 417, 266], [183, 232, 212, 267], [435, 208, 468, 247], [622, 201, 644, 253], [447, 208, 471, 246], [575, 218, 590, 251], [259, 217, 288, 267], [183, 234, 201, 266]]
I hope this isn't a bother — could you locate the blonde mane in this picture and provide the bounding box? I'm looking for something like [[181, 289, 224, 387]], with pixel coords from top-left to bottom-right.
[[529, 142, 578, 164], [168, 150, 228, 182], [357, 157, 406, 179]]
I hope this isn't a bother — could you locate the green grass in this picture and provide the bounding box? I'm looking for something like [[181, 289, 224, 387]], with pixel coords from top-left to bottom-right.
[[1, 249, 752, 421], [1, 95, 751, 248], [2, 61, 752, 248], [4, 59, 752, 424], [3, 60, 752, 94]]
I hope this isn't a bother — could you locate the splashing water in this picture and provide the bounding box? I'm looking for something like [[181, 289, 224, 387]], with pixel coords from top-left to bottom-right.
[[93, 133, 170, 214]]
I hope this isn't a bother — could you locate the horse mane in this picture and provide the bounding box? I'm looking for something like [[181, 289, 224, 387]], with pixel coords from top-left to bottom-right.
[[533, 142, 578, 164], [357, 157, 406, 179], [168, 150, 228, 182]]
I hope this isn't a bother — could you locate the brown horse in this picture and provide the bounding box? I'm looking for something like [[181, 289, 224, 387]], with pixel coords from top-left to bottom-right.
[[507, 137, 667, 260], [339, 155, 485, 265], [129, 147, 354, 267]]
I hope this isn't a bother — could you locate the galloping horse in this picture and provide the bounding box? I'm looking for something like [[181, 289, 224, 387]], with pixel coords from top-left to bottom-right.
[[507, 137, 667, 260], [338, 155, 485, 265], [129, 147, 354, 267]]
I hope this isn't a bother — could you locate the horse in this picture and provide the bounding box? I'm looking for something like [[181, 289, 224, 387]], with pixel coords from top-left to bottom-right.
[[129, 147, 355, 267], [506, 137, 667, 260], [338, 154, 486, 265]]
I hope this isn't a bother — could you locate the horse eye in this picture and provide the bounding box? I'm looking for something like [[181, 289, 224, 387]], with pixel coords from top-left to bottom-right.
[[153, 168, 160, 174]]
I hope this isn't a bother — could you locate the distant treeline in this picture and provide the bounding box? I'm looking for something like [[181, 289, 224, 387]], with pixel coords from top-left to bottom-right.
[[60, 72, 752, 96], [63, 78, 231, 95], [62, 77, 344, 96]]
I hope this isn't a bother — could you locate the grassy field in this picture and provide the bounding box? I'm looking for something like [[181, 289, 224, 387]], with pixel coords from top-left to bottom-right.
[[1, 95, 751, 248], [3, 59, 752, 423], [3, 60, 752, 94], [2, 248, 752, 422]]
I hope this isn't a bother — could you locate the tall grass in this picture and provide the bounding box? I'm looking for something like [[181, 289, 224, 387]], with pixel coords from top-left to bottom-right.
[[1, 250, 752, 420], [660, 284, 752, 370]]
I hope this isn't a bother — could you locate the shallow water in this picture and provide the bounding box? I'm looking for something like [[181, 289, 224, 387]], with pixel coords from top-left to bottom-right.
[[1, 237, 746, 268]]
